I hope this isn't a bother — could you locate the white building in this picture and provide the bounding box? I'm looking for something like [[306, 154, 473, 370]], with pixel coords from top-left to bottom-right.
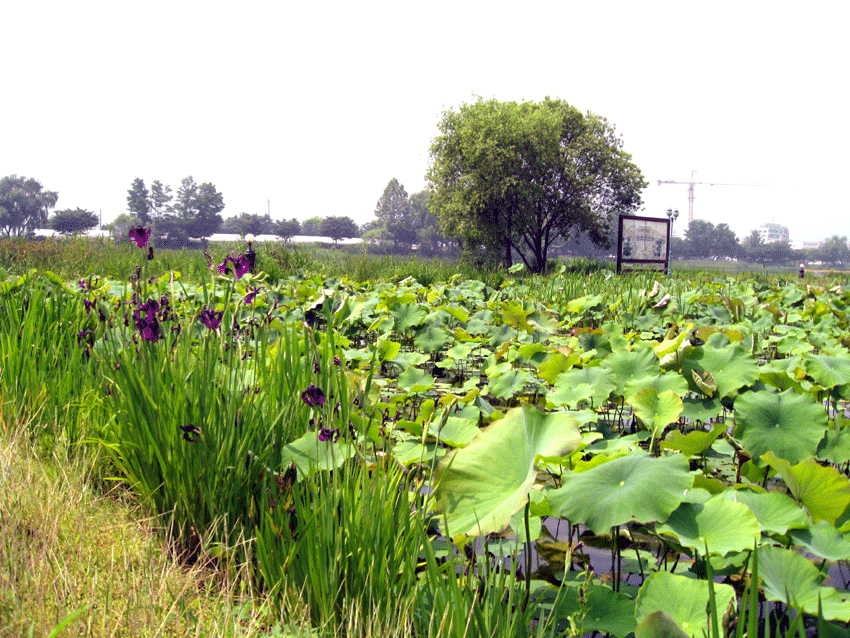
[[757, 223, 790, 244]]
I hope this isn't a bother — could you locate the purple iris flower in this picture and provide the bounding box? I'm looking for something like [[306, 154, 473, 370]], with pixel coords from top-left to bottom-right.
[[180, 424, 201, 443], [217, 252, 252, 280], [244, 286, 261, 305], [129, 226, 152, 248], [198, 307, 224, 331], [77, 329, 95, 349], [301, 384, 325, 407], [318, 427, 340, 442], [134, 298, 162, 342]]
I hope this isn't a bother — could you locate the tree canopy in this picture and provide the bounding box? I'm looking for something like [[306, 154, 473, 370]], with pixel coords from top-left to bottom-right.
[[0, 175, 59, 237], [373, 178, 417, 248], [426, 97, 646, 272], [49, 208, 99, 236], [319, 216, 359, 243], [273, 218, 301, 242], [127, 176, 224, 240]]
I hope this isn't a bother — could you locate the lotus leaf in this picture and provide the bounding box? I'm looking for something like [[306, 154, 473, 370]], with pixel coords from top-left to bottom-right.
[[635, 571, 734, 638], [279, 432, 356, 477], [679, 396, 724, 424], [656, 496, 760, 555], [628, 388, 683, 439], [389, 302, 426, 333], [397, 367, 435, 393], [762, 452, 850, 524], [788, 520, 850, 561], [818, 428, 850, 465], [551, 366, 616, 407], [413, 324, 449, 353], [682, 340, 760, 399], [547, 452, 693, 534], [805, 352, 850, 391], [434, 404, 581, 537], [624, 372, 689, 402], [661, 423, 726, 458], [550, 584, 637, 638], [634, 610, 690, 638], [602, 346, 660, 397], [758, 545, 850, 621], [720, 487, 808, 534], [733, 389, 828, 464], [487, 369, 530, 400], [537, 351, 579, 385]]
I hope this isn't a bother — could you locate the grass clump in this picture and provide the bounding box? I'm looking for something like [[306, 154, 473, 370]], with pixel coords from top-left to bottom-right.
[[0, 433, 307, 638]]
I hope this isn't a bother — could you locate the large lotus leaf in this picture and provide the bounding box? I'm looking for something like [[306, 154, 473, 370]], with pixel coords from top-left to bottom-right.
[[487, 324, 518, 347], [656, 497, 760, 556], [550, 366, 617, 407], [628, 388, 683, 438], [805, 353, 850, 391], [788, 520, 850, 561], [389, 302, 427, 333], [537, 351, 580, 385], [397, 367, 435, 393], [488, 369, 530, 400], [634, 611, 690, 638], [758, 545, 850, 621], [682, 341, 760, 399], [635, 571, 734, 638], [547, 453, 693, 534], [413, 324, 450, 353], [434, 404, 581, 537], [758, 358, 806, 392], [661, 423, 726, 458], [732, 389, 828, 464], [818, 429, 850, 465], [720, 488, 808, 534], [551, 584, 636, 638], [602, 347, 660, 397], [624, 372, 690, 402], [429, 409, 480, 448], [680, 396, 724, 424], [762, 452, 850, 524]]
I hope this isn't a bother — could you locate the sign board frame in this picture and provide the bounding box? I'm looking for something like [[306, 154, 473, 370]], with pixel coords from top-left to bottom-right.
[[616, 214, 671, 274]]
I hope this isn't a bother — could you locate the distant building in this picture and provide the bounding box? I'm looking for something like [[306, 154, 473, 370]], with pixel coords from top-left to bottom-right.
[[757, 223, 790, 244], [791, 240, 822, 251]]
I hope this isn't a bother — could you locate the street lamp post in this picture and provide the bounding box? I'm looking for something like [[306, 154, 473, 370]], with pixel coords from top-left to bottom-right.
[[666, 208, 679, 276], [244, 233, 257, 273]]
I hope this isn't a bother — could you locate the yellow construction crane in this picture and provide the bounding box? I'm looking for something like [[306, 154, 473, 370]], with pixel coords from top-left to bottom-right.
[[657, 170, 769, 224]]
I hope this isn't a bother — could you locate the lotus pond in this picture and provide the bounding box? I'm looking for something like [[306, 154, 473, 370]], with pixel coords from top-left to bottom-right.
[[4, 250, 850, 637]]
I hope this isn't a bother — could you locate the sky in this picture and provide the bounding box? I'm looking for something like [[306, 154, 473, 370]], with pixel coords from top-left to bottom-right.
[[3, 1, 847, 244]]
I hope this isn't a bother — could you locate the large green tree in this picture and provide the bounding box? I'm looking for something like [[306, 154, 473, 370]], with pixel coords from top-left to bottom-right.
[[221, 212, 274, 236], [273, 218, 301, 242], [0, 175, 59, 237], [426, 97, 646, 272], [126, 177, 151, 223], [301, 216, 322, 236], [160, 176, 225, 240], [683, 220, 740, 260], [817, 236, 850, 265], [319, 216, 359, 244], [49, 208, 99, 236], [374, 178, 417, 249]]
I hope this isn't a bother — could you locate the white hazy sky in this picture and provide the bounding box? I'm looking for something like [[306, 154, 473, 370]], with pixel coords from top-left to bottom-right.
[[3, 1, 847, 243]]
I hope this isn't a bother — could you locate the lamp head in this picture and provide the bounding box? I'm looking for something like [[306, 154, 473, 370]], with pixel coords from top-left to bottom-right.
[[245, 233, 256, 247]]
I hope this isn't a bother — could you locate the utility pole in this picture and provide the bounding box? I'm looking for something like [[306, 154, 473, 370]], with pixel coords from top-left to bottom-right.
[[267, 199, 270, 217]]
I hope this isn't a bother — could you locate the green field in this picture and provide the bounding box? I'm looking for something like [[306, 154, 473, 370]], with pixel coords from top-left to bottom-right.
[[3, 237, 850, 637]]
